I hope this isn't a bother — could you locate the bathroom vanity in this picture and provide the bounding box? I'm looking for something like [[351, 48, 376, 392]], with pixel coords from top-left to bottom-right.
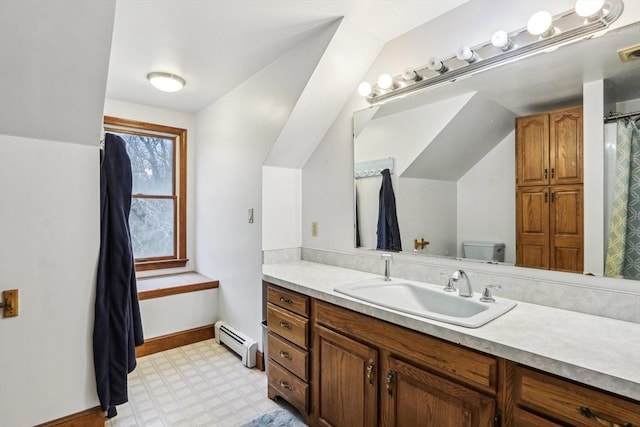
[[264, 260, 640, 427]]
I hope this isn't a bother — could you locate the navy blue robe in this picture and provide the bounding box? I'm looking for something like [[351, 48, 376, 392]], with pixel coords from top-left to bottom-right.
[[376, 168, 402, 251], [94, 133, 144, 417]]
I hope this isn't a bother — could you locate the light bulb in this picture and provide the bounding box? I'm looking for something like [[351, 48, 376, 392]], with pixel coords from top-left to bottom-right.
[[456, 46, 479, 63], [427, 57, 448, 73], [358, 81, 372, 97], [377, 74, 393, 90], [575, 0, 605, 18], [402, 68, 420, 81], [527, 11, 554, 36], [491, 30, 513, 51]]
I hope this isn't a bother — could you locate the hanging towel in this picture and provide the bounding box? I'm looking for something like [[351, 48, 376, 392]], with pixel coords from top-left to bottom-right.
[[94, 133, 144, 418], [376, 168, 402, 251]]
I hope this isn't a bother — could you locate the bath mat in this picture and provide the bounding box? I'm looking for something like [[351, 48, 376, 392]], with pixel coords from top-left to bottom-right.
[[241, 408, 307, 427]]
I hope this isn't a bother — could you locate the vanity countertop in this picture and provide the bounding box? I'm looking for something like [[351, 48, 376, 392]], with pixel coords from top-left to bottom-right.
[[263, 260, 640, 401]]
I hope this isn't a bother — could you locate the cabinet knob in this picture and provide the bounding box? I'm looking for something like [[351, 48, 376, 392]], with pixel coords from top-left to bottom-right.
[[279, 350, 292, 360], [279, 296, 293, 304], [366, 359, 375, 386], [578, 406, 632, 427], [278, 321, 292, 330], [385, 369, 394, 396], [279, 380, 292, 390]]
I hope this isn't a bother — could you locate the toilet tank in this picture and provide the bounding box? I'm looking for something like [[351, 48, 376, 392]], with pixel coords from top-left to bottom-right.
[[462, 241, 505, 262]]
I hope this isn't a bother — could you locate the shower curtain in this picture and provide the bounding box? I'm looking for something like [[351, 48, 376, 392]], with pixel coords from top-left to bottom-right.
[[605, 118, 640, 279], [94, 133, 144, 418]]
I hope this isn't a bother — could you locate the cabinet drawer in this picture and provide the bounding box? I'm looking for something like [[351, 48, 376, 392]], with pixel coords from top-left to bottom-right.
[[268, 332, 308, 380], [267, 303, 308, 349], [515, 366, 640, 426], [268, 359, 309, 415], [513, 407, 563, 427], [267, 285, 309, 317]]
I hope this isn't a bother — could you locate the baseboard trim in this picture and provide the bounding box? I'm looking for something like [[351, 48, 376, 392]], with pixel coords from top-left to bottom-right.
[[256, 350, 265, 371], [136, 324, 215, 358], [36, 406, 105, 427]]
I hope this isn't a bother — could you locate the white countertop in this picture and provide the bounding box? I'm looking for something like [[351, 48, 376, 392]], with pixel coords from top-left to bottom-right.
[[263, 260, 640, 401]]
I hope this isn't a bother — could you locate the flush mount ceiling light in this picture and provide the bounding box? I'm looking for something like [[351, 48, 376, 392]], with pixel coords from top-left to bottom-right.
[[358, 0, 624, 105], [147, 72, 186, 92]]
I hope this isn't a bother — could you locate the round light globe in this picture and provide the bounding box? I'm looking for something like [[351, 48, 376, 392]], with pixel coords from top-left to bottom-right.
[[527, 11, 553, 36], [358, 81, 372, 97], [491, 30, 510, 49], [377, 74, 393, 90], [575, 0, 605, 18]]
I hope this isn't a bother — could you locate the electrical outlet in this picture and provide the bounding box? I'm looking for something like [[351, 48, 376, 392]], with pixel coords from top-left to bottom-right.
[[311, 221, 319, 237]]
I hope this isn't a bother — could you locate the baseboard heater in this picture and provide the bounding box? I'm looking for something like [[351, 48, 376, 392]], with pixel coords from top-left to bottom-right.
[[214, 320, 257, 368]]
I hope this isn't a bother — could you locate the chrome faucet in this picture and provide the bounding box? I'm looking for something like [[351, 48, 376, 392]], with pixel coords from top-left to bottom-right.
[[451, 270, 473, 297], [381, 254, 393, 281]]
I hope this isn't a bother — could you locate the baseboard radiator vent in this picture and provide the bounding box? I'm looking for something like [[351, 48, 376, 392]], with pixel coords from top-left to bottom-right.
[[214, 320, 257, 368]]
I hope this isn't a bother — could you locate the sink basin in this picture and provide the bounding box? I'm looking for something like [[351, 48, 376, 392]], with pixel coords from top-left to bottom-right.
[[334, 278, 516, 328]]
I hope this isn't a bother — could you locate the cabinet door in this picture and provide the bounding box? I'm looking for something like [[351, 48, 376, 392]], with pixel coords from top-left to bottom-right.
[[549, 107, 582, 185], [314, 325, 378, 427], [516, 113, 549, 186], [383, 357, 495, 427], [516, 187, 550, 269], [550, 186, 583, 273]]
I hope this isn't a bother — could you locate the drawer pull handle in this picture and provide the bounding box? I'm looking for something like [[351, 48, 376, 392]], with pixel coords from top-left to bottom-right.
[[366, 359, 375, 386], [385, 369, 394, 396], [279, 321, 292, 330], [279, 380, 292, 390], [279, 296, 293, 304], [578, 406, 633, 427], [279, 351, 292, 360]]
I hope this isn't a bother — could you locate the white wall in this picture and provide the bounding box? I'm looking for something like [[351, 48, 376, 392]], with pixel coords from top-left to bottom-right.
[[458, 132, 516, 263], [262, 166, 302, 250], [399, 178, 457, 256], [584, 81, 605, 275], [103, 99, 198, 276], [139, 290, 217, 338], [196, 29, 332, 345], [0, 135, 100, 426]]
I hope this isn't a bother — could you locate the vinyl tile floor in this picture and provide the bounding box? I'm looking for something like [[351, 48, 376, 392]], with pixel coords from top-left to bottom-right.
[[105, 339, 294, 427]]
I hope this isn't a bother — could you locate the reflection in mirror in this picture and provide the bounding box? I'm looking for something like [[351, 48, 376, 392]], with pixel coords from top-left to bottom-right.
[[353, 22, 640, 279]]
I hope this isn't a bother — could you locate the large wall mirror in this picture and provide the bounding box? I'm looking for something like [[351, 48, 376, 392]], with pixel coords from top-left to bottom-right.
[[354, 21, 640, 280]]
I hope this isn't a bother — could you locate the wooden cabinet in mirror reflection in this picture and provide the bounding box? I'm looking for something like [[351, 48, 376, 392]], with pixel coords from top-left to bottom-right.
[[516, 106, 583, 273]]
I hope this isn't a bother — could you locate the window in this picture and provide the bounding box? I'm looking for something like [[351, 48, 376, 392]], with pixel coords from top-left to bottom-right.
[[104, 116, 187, 271]]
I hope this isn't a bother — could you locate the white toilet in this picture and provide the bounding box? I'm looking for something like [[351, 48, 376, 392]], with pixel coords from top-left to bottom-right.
[[462, 241, 505, 262]]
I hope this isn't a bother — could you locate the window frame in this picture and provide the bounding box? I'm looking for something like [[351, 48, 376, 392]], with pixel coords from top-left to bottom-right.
[[104, 116, 188, 271]]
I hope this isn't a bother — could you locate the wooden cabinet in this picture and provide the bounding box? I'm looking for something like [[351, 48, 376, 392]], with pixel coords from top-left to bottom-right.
[[516, 106, 583, 273], [266, 285, 310, 417], [312, 300, 497, 427], [510, 365, 640, 426], [516, 185, 583, 272], [516, 107, 582, 187], [314, 325, 378, 427], [383, 357, 495, 427]]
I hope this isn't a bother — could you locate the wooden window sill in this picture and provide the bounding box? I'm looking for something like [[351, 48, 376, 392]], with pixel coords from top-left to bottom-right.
[[137, 272, 219, 300]]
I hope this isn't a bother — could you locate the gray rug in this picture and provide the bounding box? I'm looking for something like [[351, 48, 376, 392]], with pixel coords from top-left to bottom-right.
[[241, 408, 307, 427]]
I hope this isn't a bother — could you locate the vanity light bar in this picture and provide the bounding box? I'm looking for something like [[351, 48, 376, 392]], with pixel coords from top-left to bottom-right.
[[364, 0, 624, 105]]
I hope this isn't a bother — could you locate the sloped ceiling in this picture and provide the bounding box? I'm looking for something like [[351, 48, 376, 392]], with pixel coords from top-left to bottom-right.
[[403, 93, 516, 181], [0, 1, 116, 145]]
